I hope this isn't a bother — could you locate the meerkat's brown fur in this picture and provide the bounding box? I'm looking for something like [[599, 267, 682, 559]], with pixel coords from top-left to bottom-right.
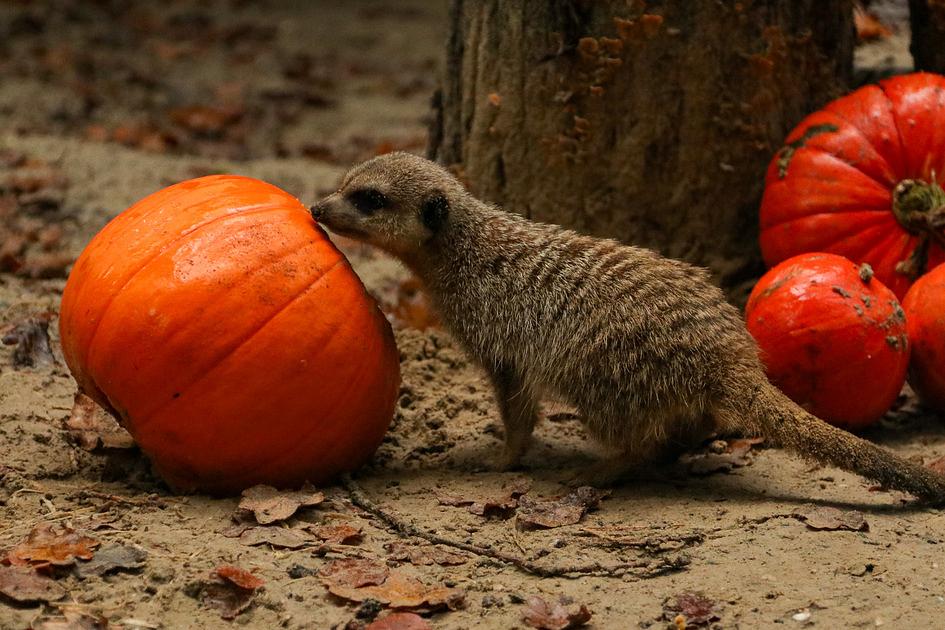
[[313, 152, 945, 502]]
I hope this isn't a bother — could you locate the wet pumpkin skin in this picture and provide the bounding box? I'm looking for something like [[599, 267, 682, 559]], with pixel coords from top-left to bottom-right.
[[745, 253, 909, 431], [59, 175, 400, 494], [761, 72, 945, 300], [903, 264, 945, 411]]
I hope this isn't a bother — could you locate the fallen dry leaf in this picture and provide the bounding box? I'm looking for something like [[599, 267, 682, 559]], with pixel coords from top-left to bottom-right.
[[30, 607, 109, 629], [238, 527, 310, 549], [320, 558, 388, 588], [365, 612, 432, 630], [516, 487, 609, 530], [320, 558, 464, 611], [7, 522, 100, 568], [193, 565, 265, 620], [522, 595, 592, 630], [214, 565, 265, 591], [436, 479, 530, 519], [384, 542, 466, 566], [662, 591, 720, 627], [308, 523, 364, 545], [64, 393, 135, 451], [792, 505, 869, 532], [75, 543, 147, 578], [0, 565, 67, 604], [238, 484, 325, 524], [681, 437, 764, 475], [2, 315, 55, 369]]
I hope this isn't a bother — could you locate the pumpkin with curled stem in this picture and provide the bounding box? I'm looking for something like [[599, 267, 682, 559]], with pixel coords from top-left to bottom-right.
[[745, 253, 909, 431], [59, 175, 400, 494], [760, 72, 945, 300]]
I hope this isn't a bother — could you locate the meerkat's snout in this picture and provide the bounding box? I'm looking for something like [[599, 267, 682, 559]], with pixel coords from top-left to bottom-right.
[[310, 192, 340, 221]]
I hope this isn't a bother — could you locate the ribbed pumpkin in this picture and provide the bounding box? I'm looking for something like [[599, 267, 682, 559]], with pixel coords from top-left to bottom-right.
[[59, 175, 400, 494], [760, 72, 945, 300]]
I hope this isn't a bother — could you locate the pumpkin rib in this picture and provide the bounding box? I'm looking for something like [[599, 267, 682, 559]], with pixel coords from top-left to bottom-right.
[[819, 104, 901, 185], [761, 209, 889, 232], [876, 80, 912, 178], [207, 315, 386, 489], [78, 202, 293, 367], [88, 234, 331, 424], [127, 255, 347, 430]]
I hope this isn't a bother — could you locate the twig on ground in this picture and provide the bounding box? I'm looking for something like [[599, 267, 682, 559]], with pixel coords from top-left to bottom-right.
[[340, 473, 690, 579]]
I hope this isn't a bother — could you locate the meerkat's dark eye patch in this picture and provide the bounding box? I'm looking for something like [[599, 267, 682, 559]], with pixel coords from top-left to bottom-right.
[[347, 188, 388, 215], [420, 191, 449, 233]]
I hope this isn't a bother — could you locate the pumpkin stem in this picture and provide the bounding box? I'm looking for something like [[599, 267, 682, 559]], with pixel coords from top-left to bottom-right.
[[892, 179, 945, 278]]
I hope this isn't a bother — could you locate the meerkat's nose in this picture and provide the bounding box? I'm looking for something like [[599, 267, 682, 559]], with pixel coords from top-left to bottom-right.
[[311, 193, 340, 220]]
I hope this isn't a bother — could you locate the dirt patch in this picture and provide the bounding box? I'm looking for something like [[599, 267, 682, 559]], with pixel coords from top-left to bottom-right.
[[3, 1, 945, 628]]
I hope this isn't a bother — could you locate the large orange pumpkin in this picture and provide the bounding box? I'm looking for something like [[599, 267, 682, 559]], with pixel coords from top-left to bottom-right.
[[59, 175, 400, 494], [760, 72, 945, 300]]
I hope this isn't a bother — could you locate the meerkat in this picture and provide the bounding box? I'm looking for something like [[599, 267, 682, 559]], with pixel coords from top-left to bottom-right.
[[311, 151, 945, 502]]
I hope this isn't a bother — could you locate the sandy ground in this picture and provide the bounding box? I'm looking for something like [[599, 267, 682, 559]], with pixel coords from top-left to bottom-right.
[[2, 1, 945, 628]]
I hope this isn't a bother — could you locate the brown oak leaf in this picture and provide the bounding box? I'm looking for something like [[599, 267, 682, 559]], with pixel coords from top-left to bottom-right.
[[522, 595, 592, 630], [0, 565, 67, 604], [792, 505, 869, 532], [7, 523, 100, 568], [238, 484, 324, 524], [64, 393, 135, 451], [320, 558, 464, 611], [516, 487, 609, 530]]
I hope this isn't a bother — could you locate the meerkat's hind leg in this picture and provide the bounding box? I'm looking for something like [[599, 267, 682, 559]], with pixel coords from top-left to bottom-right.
[[488, 363, 540, 471]]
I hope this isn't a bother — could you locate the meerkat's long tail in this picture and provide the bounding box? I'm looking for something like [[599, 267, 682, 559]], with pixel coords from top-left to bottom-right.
[[722, 378, 945, 502]]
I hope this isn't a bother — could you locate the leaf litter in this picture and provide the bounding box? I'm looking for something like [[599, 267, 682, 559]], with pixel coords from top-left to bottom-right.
[[1, 315, 56, 369], [522, 595, 592, 630], [64, 393, 135, 451], [319, 558, 465, 612], [74, 543, 148, 578], [188, 565, 265, 620], [436, 478, 531, 519], [0, 565, 67, 604], [6, 522, 100, 568], [238, 484, 325, 524], [792, 506, 869, 532], [384, 542, 467, 566], [516, 487, 610, 530], [661, 591, 720, 627]]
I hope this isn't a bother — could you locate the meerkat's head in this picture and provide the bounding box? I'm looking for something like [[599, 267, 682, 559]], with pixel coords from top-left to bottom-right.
[[311, 152, 465, 258]]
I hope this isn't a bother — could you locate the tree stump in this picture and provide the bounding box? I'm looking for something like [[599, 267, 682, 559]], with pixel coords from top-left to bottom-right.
[[910, 0, 945, 73], [429, 1, 854, 297]]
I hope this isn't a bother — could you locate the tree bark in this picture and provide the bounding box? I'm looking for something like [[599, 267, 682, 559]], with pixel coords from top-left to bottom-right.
[[910, 0, 945, 73], [430, 1, 854, 297]]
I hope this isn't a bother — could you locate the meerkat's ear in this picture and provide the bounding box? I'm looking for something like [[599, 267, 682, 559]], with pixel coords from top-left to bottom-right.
[[420, 191, 449, 233]]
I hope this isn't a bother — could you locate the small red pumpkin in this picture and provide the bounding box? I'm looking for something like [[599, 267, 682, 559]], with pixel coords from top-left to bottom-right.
[[902, 263, 945, 410], [745, 253, 909, 430], [760, 72, 945, 300], [59, 175, 400, 494]]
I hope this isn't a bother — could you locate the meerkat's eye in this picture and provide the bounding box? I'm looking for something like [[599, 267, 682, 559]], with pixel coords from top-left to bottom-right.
[[347, 188, 388, 215]]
